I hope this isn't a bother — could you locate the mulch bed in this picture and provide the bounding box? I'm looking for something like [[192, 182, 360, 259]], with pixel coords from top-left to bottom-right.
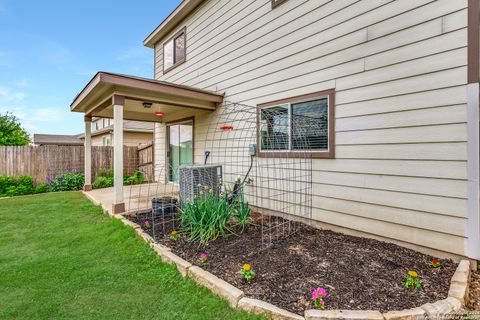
[[129, 211, 457, 315], [468, 269, 480, 311]]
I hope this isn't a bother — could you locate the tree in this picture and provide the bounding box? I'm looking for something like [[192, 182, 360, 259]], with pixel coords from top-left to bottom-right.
[[0, 112, 31, 146]]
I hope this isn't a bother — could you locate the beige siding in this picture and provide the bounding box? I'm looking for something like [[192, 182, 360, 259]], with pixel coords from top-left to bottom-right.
[[92, 132, 153, 147], [153, 0, 469, 256], [122, 132, 153, 147]]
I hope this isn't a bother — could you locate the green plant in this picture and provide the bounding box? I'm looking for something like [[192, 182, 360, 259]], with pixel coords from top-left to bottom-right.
[[34, 182, 49, 194], [18, 175, 34, 194], [179, 187, 233, 244], [124, 171, 145, 185], [0, 175, 17, 195], [239, 264, 256, 282], [170, 230, 178, 241], [92, 176, 113, 189], [404, 270, 421, 289], [48, 172, 84, 192], [179, 184, 251, 244], [0, 112, 31, 146], [234, 191, 251, 231]]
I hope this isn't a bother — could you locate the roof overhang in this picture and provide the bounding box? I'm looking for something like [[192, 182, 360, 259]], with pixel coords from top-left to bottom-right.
[[70, 72, 223, 123], [144, 0, 204, 48]]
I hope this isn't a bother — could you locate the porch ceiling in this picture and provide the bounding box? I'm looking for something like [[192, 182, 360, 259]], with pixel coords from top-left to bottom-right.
[[70, 72, 223, 122]]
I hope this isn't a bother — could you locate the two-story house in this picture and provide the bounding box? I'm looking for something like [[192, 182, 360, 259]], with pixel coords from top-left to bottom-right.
[[71, 0, 480, 261]]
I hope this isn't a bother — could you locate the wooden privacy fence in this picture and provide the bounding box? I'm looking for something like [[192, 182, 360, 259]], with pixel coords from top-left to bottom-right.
[[0, 145, 139, 183], [137, 143, 154, 182]]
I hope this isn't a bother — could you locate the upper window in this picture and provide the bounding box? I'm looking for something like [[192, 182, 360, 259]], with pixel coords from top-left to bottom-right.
[[271, 0, 288, 8], [163, 27, 186, 74], [257, 90, 335, 158]]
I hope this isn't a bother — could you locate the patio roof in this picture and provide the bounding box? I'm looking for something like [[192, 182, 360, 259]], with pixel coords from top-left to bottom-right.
[[70, 72, 223, 123]]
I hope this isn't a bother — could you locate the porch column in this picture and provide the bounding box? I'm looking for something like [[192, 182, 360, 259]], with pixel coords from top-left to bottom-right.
[[112, 95, 125, 214], [154, 122, 167, 183], [83, 115, 92, 191]]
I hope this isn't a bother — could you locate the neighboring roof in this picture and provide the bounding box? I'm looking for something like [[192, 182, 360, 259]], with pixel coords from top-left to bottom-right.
[[70, 71, 223, 114], [77, 120, 154, 139], [144, 0, 204, 48], [34, 134, 83, 146]]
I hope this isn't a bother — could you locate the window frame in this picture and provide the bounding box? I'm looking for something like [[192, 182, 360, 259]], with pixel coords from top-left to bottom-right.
[[256, 89, 335, 159], [271, 0, 288, 9], [163, 27, 187, 74]]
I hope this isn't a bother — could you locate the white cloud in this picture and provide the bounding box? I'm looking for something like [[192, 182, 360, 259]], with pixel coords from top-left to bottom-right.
[[0, 85, 26, 102], [30, 107, 63, 122]]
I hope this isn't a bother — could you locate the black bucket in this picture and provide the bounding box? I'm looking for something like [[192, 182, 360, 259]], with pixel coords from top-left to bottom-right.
[[152, 197, 178, 217]]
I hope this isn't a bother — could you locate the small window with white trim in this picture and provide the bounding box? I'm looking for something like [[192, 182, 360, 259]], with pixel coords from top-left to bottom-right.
[[258, 90, 335, 158]]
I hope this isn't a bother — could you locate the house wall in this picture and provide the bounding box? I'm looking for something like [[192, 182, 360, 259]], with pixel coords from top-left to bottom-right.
[[152, 0, 473, 258]]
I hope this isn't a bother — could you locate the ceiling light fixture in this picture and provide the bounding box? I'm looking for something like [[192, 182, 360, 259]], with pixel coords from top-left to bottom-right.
[[142, 102, 152, 108], [154, 111, 165, 116]]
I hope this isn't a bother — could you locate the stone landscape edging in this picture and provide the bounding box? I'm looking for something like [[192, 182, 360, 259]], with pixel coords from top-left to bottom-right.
[[105, 208, 472, 320]]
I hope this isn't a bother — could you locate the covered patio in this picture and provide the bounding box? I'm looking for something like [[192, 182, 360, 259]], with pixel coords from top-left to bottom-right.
[[71, 72, 223, 214]]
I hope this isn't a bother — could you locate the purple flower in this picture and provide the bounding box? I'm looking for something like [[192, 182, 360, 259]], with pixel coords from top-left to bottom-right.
[[200, 252, 207, 259]]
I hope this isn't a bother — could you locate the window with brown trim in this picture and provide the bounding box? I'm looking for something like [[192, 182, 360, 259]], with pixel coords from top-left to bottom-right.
[[163, 27, 186, 74], [257, 90, 335, 159], [271, 0, 288, 8]]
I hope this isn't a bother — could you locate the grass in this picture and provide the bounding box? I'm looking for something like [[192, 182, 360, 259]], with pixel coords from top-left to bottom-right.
[[0, 192, 264, 320]]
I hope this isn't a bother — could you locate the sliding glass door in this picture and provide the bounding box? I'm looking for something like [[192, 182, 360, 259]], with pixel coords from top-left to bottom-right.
[[168, 123, 193, 182]]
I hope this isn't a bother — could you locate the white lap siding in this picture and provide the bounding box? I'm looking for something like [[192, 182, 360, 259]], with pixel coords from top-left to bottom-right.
[[153, 0, 469, 257]]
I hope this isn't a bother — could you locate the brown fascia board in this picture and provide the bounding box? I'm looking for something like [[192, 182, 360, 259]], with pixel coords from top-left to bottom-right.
[[70, 71, 223, 113], [143, 0, 204, 48]]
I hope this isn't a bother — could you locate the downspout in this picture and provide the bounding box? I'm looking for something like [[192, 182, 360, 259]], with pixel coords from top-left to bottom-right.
[[466, 0, 480, 259]]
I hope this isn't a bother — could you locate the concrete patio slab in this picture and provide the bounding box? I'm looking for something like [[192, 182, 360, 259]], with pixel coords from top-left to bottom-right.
[[83, 182, 178, 214]]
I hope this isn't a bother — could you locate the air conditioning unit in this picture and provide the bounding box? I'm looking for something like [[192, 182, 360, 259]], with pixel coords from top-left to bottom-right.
[[179, 164, 222, 204]]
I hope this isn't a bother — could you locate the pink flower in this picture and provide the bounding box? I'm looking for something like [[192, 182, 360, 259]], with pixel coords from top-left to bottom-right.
[[144, 220, 150, 225], [200, 252, 207, 259], [312, 287, 327, 301], [319, 287, 327, 298]]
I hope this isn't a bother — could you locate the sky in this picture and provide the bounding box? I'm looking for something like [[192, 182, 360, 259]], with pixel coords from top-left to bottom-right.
[[0, 0, 181, 136]]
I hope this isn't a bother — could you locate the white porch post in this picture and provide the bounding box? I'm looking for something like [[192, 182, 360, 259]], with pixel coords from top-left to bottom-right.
[[83, 115, 92, 191], [112, 95, 125, 214]]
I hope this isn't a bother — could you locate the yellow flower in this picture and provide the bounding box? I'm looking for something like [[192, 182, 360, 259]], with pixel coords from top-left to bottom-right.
[[243, 264, 251, 271], [408, 270, 418, 278], [171, 230, 177, 236]]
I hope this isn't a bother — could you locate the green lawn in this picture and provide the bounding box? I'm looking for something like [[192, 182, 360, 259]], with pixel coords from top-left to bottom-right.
[[0, 192, 263, 320]]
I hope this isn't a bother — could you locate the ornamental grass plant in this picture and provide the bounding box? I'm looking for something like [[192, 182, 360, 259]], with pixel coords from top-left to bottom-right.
[[179, 182, 251, 244]]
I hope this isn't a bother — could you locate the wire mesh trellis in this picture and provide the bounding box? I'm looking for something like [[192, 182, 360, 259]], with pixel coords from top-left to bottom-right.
[[127, 100, 315, 248]]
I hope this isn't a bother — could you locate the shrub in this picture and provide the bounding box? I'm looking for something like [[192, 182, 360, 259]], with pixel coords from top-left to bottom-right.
[[0, 175, 34, 197], [34, 182, 49, 194], [92, 176, 113, 189], [6, 185, 30, 197], [0, 176, 17, 195], [124, 171, 144, 185], [18, 175, 34, 194], [49, 172, 84, 192]]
